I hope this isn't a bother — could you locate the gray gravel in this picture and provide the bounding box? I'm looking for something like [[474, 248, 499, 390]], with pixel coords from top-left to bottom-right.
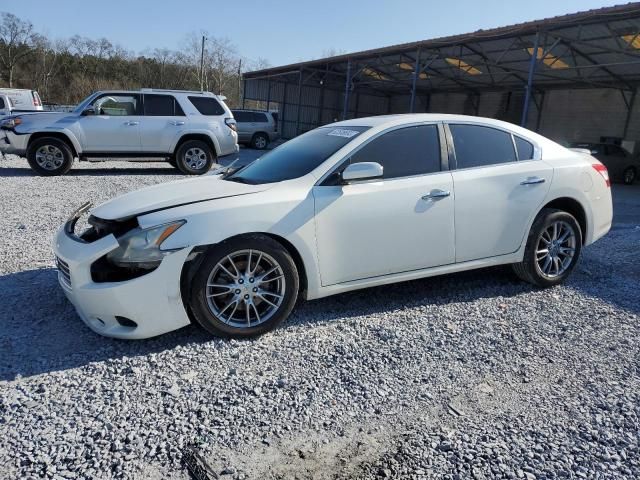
[[0, 153, 639, 479]]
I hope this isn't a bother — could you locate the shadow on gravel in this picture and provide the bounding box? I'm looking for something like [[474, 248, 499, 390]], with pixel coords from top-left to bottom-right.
[[0, 165, 180, 177], [0, 268, 212, 381]]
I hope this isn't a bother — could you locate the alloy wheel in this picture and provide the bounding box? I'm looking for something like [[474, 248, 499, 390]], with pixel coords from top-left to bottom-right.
[[205, 249, 286, 328], [184, 147, 207, 170], [35, 145, 65, 170], [254, 136, 267, 149], [535, 220, 577, 278]]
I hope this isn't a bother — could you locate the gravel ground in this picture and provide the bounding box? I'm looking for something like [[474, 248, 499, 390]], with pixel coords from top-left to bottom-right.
[[0, 153, 639, 480]]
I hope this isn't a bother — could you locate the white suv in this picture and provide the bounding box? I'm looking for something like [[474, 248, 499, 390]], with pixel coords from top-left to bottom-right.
[[0, 89, 238, 175]]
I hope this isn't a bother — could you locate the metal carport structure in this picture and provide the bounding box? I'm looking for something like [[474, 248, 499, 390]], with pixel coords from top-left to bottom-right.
[[242, 2, 640, 146]]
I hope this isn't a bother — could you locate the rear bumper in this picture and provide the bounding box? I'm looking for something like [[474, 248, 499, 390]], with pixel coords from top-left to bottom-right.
[[52, 219, 193, 340]]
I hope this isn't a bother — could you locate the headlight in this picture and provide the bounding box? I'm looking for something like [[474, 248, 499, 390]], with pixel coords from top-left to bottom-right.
[[106, 220, 185, 269], [0, 116, 22, 129]]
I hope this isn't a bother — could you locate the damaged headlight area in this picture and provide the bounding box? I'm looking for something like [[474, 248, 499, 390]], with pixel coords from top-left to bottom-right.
[[92, 220, 186, 282]]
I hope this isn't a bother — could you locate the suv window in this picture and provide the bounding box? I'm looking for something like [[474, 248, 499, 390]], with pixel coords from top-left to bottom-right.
[[514, 136, 534, 160], [350, 125, 441, 178], [189, 96, 225, 115], [144, 94, 184, 116], [232, 111, 252, 122], [0, 97, 4, 109], [92, 94, 140, 116], [253, 112, 269, 123], [450, 124, 516, 168]]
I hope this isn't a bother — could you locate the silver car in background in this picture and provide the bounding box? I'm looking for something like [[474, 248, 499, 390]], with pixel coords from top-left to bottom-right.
[[231, 109, 279, 149]]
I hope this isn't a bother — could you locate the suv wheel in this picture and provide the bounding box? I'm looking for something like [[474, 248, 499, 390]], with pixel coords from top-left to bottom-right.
[[251, 133, 269, 150], [512, 208, 582, 287], [189, 235, 299, 338], [175, 140, 214, 175], [623, 167, 636, 185], [27, 137, 74, 176]]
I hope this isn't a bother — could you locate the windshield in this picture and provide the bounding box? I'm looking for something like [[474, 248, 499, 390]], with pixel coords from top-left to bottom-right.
[[226, 126, 369, 184], [73, 92, 100, 113]]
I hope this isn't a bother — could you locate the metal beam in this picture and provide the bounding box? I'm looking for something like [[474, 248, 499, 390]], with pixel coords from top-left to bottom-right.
[[409, 48, 420, 112], [521, 32, 540, 127], [343, 58, 352, 120], [295, 69, 303, 136]]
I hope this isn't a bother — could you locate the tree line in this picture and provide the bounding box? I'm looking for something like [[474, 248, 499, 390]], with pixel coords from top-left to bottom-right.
[[0, 12, 268, 107]]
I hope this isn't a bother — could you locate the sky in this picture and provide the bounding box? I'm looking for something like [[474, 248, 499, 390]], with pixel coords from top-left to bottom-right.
[[4, 0, 627, 69]]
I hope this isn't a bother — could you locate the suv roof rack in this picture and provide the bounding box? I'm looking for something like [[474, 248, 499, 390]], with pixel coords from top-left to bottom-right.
[[139, 88, 214, 96]]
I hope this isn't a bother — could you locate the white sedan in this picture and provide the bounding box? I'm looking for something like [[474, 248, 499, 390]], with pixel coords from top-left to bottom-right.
[[53, 114, 613, 339]]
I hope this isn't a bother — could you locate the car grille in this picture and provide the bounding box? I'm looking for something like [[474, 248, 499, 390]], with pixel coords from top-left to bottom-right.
[[56, 256, 72, 289]]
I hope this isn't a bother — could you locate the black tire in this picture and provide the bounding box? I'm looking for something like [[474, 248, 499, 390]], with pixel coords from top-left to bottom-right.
[[188, 234, 299, 338], [26, 137, 74, 176], [250, 133, 269, 150], [512, 208, 582, 287], [623, 167, 636, 185], [174, 140, 215, 175]]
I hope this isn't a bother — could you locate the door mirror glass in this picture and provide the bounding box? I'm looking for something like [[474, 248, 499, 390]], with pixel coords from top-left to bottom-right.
[[82, 107, 95, 116], [342, 162, 384, 182]]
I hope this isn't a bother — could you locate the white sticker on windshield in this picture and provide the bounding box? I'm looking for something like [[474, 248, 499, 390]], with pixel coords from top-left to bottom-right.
[[327, 128, 359, 138]]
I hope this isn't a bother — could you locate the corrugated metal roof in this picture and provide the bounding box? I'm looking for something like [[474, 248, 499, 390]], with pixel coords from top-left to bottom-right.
[[244, 2, 640, 94]]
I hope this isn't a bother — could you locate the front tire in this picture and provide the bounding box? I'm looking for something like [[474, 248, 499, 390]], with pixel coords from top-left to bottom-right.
[[512, 208, 582, 287], [623, 167, 636, 185], [189, 235, 299, 338], [27, 137, 74, 176], [175, 140, 214, 175]]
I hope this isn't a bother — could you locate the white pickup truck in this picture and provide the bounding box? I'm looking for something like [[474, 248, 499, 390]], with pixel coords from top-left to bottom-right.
[[0, 88, 43, 116]]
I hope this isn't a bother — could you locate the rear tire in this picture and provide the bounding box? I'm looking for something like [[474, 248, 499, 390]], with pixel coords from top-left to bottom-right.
[[26, 137, 74, 176], [175, 140, 214, 175], [512, 208, 582, 287], [188, 235, 299, 338], [623, 167, 636, 185], [251, 133, 269, 150]]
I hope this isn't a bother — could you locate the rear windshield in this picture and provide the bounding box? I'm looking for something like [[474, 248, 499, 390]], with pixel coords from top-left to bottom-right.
[[226, 126, 369, 184]]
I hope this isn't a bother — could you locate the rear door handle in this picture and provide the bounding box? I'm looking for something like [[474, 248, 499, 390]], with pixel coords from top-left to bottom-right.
[[421, 189, 451, 201], [124, 121, 139, 126], [170, 121, 185, 126], [520, 177, 545, 185]]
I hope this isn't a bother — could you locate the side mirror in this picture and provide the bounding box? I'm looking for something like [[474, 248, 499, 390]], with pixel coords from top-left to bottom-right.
[[81, 107, 95, 116], [342, 162, 384, 183]]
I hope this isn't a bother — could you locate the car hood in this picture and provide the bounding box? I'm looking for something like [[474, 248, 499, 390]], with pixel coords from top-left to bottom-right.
[[91, 176, 270, 220]]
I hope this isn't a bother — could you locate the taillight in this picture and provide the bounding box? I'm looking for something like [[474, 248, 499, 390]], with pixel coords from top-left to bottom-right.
[[31, 91, 41, 107], [592, 163, 610, 187], [224, 117, 237, 132]]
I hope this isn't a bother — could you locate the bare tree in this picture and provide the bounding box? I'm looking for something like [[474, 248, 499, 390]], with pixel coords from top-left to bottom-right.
[[0, 12, 36, 87]]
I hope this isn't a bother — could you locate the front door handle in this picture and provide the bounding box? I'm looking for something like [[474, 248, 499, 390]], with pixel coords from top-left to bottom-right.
[[124, 121, 139, 126], [421, 189, 451, 201], [170, 121, 185, 126], [520, 177, 546, 185]]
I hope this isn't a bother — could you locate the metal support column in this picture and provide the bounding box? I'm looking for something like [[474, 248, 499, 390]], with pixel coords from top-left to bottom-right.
[[623, 88, 637, 139], [409, 49, 421, 113], [241, 78, 246, 108], [265, 77, 271, 111], [535, 91, 546, 132], [295, 69, 303, 136], [281, 82, 288, 138], [521, 32, 540, 127], [343, 59, 352, 120]]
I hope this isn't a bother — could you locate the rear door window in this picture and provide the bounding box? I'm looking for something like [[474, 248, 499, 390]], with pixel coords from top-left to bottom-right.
[[0, 97, 5, 109], [144, 94, 181, 116], [450, 124, 516, 168], [189, 96, 225, 115], [252, 112, 269, 123], [350, 124, 441, 179]]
